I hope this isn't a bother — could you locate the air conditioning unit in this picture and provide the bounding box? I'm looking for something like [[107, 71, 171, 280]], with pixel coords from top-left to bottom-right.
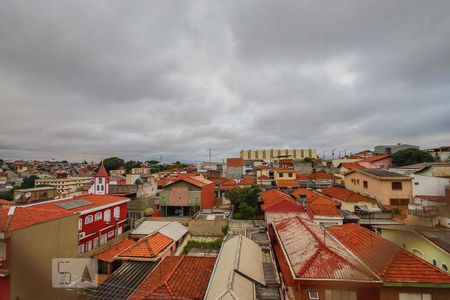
[[78, 232, 85, 239]]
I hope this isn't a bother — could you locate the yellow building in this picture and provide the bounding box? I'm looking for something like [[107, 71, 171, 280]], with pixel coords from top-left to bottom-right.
[[344, 168, 412, 207], [374, 225, 450, 273], [274, 168, 296, 181], [35, 176, 93, 197], [240, 149, 317, 160]]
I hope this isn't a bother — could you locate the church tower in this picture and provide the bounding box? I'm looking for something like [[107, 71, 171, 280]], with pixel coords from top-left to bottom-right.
[[94, 163, 109, 195]]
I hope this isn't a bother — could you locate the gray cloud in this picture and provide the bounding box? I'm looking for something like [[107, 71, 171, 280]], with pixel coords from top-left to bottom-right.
[[1, 0, 449, 162]]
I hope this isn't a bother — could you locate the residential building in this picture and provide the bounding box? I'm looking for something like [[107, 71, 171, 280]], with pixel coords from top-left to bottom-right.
[[130, 220, 188, 249], [274, 168, 296, 181], [238, 177, 256, 188], [321, 186, 379, 212], [0, 206, 79, 299], [240, 148, 317, 160], [337, 162, 362, 175], [307, 171, 341, 188], [428, 146, 450, 162], [128, 256, 216, 300], [116, 232, 175, 262], [131, 166, 151, 175], [204, 234, 266, 300], [0, 172, 7, 185], [391, 162, 450, 178], [260, 189, 304, 220], [357, 154, 393, 169], [29, 194, 130, 255], [373, 225, 450, 273], [110, 166, 125, 176], [269, 216, 382, 300], [345, 168, 412, 208], [158, 174, 215, 216], [374, 143, 420, 155], [328, 224, 450, 299], [226, 158, 244, 179], [13, 186, 56, 204], [35, 176, 94, 197]]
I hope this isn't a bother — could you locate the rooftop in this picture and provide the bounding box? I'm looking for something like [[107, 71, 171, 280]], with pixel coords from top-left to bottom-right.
[[359, 154, 391, 163], [351, 168, 410, 179], [276, 179, 299, 188], [273, 216, 379, 282], [128, 256, 216, 300], [131, 221, 188, 242], [260, 189, 303, 212], [118, 232, 173, 259], [327, 224, 450, 285], [94, 238, 137, 263], [227, 158, 244, 167], [321, 186, 377, 203]]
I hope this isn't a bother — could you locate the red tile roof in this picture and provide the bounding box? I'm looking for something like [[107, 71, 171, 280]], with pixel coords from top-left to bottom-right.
[[259, 175, 271, 180], [0, 206, 74, 232], [30, 194, 129, 214], [273, 216, 380, 282], [296, 173, 309, 180], [359, 154, 391, 163], [308, 171, 340, 180], [227, 158, 244, 167], [220, 179, 237, 190], [292, 189, 342, 217], [327, 224, 450, 284], [339, 162, 362, 170], [261, 189, 303, 212], [239, 177, 256, 186], [276, 179, 299, 188], [118, 233, 173, 259], [159, 174, 211, 188], [96, 164, 108, 177], [94, 239, 137, 263], [321, 187, 377, 203], [0, 199, 11, 205], [128, 256, 216, 300]]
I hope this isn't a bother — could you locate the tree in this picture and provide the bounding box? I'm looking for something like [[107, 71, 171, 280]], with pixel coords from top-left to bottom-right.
[[145, 160, 160, 165], [125, 160, 142, 173], [102, 157, 125, 172], [234, 202, 257, 220], [392, 148, 434, 167], [225, 186, 261, 219], [21, 175, 37, 189]]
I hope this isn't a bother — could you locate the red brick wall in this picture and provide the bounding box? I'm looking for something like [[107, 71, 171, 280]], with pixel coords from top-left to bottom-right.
[[201, 183, 215, 209]]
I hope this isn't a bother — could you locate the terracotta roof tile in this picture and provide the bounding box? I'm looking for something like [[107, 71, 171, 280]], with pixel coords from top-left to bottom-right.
[[359, 154, 391, 163], [261, 189, 303, 212], [327, 224, 450, 284], [273, 216, 380, 282], [0, 206, 74, 232], [276, 179, 299, 188], [322, 187, 377, 203], [119, 233, 173, 259], [227, 158, 244, 167], [239, 177, 256, 186], [94, 239, 137, 263], [128, 256, 216, 300]]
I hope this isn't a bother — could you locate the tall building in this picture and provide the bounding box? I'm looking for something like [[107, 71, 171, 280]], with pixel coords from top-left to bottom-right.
[[240, 149, 317, 160]]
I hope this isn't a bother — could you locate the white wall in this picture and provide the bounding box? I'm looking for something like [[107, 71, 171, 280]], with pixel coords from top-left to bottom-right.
[[411, 174, 450, 197]]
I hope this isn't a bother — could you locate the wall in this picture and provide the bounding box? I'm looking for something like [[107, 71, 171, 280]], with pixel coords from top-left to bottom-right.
[[188, 219, 227, 237], [345, 172, 412, 206], [339, 200, 379, 212], [200, 183, 215, 209], [412, 175, 450, 197], [10, 215, 79, 300], [359, 157, 392, 169], [378, 228, 450, 273], [380, 286, 450, 300]]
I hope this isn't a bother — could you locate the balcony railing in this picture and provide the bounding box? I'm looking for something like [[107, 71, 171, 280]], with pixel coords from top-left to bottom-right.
[[408, 204, 439, 217]]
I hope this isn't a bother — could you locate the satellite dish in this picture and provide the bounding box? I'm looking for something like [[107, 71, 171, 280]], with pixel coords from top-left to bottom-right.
[[25, 192, 32, 198], [14, 194, 21, 200]]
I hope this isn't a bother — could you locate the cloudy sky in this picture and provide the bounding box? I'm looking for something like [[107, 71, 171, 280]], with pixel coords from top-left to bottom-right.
[[1, 1, 450, 162]]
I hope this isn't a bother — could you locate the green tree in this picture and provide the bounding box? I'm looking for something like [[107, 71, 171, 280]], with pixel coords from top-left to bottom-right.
[[102, 157, 125, 172], [145, 160, 160, 165], [392, 148, 434, 167], [225, 186, 261, 219], [20, 175, 37, 189], [234, 202, 257, 220], [0, 189, 13, 200], [125, 160, 142, 173]]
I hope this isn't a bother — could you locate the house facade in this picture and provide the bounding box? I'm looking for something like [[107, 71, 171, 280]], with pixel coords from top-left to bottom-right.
[[345, 169, 412, 208]]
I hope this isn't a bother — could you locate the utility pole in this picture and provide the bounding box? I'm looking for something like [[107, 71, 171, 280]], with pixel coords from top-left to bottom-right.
[[332, 149, 336, 159]]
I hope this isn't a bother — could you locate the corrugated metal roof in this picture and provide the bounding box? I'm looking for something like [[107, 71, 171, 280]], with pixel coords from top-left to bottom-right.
[[205, 235, 266, 300], [273, 216, 380, 282], [131, 221, 188, 242], [88, 261, 157, 300]]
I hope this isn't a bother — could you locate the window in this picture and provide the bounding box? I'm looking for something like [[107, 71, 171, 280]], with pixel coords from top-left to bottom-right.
[[325, 290, 356, 300], [357, 179, 360, 184], [414, 182, 419, 186], [114, 206, 120, 219], [78, 244, 84, 255], [101, 185, 104, 191], [412, 248, 423, 258], [93, 237, 99, 249], [94, 212, 102, 221], [399, 293, 431, 300], [288, 173, 293, 178], [432, 259, 437, 266], [98, 178, 102, 184], [363, 180, 368, 188], [85, 215, 93, 225], [86, 240, 92, 252], [0, 242, 6, 260], [392, 182, 402, 190], [117, 226, 123, 236], [100, 234, 107, 245], [78, 218, 82, 230], [104, 209, 111, 222], [280, 173, 284, 178], [308, 289, 319, 300], [443, 264, 448, 272], [107, 230, 114, 238]]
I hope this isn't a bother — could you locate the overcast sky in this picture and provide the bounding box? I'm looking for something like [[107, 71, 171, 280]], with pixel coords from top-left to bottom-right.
[[1, 1, 450, 162]]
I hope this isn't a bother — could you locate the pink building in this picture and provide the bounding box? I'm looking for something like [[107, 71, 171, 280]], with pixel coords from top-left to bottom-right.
[[358, 154, 392, 169]]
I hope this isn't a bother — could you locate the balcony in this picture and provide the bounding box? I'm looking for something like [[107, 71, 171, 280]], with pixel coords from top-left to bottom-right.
[[408, 204, 439, 217]]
